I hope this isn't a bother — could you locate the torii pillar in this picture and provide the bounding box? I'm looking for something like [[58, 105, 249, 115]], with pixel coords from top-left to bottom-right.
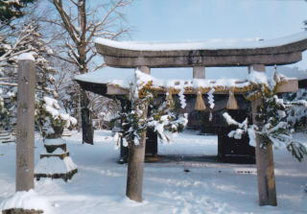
[[250, 64, 277, 206], [126, 66, 150, 202]]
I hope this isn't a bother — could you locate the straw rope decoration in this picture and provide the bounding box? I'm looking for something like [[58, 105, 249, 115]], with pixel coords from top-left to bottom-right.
[[226, 87, 239, 110], [194, 89, 206, 111], [112, 77, 287, 103]]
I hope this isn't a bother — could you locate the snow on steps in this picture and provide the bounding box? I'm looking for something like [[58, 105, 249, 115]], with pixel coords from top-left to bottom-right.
[[35, 138, 78, 182]]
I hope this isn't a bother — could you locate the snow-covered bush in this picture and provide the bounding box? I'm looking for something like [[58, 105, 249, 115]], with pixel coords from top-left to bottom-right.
[[113, 69, 188, 146], [35, 96, 77, 139], [117, 96, 188, 145], [223, 91, 307, 162]]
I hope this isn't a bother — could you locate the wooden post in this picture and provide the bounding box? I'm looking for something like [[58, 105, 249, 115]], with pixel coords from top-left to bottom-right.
[[126, 66, 150, 202], [250, 64, 277, 206], [16, 58, 36, 191], [193, 66, 205, 79]]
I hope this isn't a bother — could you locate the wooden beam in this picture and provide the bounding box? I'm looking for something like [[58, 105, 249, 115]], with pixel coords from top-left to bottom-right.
[[16, 59, 36, 191], [251, 65, 277, 206]]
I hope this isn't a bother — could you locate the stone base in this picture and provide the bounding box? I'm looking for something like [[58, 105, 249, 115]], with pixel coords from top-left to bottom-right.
[[35, 139, 78, 182], [2, 208, 43, 214]]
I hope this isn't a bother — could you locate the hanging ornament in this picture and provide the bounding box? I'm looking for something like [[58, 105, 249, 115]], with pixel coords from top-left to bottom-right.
[[207, 88, 215, 109], [226, 88, 239, 110], [195, 89, 206, 111], [178, 86, 186, 109], [166, 88, 174, 109]]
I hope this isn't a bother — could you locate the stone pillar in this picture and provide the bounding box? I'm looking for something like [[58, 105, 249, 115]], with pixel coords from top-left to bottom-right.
[[250, 64, 277, 206], [126, 66, 150, 202], [16, 58, 35, 191], [193, 66, 205, 79]]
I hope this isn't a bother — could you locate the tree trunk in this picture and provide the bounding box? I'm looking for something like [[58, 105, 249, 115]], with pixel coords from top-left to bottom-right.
[[16, 59, 35, 191], [80, 89, 94, 144]]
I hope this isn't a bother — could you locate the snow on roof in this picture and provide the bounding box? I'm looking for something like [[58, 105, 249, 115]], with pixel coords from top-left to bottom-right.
[[75, 66, 300, 94], [95, 31, 307, 51], [74, 66, 306, 88]]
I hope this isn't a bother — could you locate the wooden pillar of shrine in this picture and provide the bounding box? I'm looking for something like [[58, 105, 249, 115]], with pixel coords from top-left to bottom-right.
[[126, 66, 150, 202], [250, 64, 277, 206]]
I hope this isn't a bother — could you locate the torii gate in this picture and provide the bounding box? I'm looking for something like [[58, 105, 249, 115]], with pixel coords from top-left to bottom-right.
[[75, 32, 307, 206]]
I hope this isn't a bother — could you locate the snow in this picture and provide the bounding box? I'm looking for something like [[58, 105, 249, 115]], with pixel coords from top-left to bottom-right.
[[74, 65, 306, 90], [17, 52, 35, 61], [1, 130, 307, 214], [0, 190, 53, 214], [35, 157, 77, 175], [75, 66, 295, 94], [247, 126, 257, 147], [223, 112, 240, 126], [75, 66, 307, 85], [95, 31, 307, 51], [248, 70, 268, 84], [44, 138, 66, 145]]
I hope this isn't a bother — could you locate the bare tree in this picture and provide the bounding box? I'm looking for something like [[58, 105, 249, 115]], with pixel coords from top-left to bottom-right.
[[50, 0, 131, 144]]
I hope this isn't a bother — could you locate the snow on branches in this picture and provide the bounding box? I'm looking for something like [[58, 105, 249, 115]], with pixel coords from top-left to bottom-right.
[[285, 88, 307, 131], [35, 96, 77, 138], [113, 69, 188, 147], [0, 21, 60, 132], [223, 90, 307, 162]]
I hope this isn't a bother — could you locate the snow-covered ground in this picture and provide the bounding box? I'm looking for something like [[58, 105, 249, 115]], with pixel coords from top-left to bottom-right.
[[0, 130, 307, 214]]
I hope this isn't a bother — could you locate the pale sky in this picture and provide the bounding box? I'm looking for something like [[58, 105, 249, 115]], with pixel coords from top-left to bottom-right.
[[125, 0, 307, 41], [93, 0, 307, 79]]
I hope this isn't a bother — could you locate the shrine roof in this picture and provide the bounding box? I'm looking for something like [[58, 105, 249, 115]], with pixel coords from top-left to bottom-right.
[[95, 32, 307, 68]]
